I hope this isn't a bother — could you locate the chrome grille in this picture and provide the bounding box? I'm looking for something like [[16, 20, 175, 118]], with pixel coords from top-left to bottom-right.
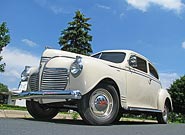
[[41, 68, 68, 90], [40, 57, 50, 64], [29, 73, 39, 91]]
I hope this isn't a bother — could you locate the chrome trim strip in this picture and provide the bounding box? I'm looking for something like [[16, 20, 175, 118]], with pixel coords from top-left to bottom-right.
[[40, 57, 51, 63], [128, 107, 162, 113], [13, 90, 81, 100], [109, 65, 161, 85], [121, 95, 127, 103]]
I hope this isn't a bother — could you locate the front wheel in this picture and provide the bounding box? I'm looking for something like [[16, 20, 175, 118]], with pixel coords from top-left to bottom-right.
[[26, 100, 59, 120], [78, 84, 120, 125], [157, 103, 169, 124]]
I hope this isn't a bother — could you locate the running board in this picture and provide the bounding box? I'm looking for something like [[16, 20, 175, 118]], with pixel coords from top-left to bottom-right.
[[128, 107, 162, 113]]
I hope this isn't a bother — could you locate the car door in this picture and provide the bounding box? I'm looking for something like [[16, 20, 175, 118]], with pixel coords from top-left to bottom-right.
[[126, 54, 153, 109], [148, 63, 161, 109]]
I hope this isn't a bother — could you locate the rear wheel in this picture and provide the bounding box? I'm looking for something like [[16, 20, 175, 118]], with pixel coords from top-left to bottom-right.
[[78, 84, 120, 125], [157, 103, 169, 124], [26, 100, 59, 120]]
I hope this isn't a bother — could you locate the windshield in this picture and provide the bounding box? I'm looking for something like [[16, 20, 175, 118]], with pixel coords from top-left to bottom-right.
[[92, 52, 126, 63]]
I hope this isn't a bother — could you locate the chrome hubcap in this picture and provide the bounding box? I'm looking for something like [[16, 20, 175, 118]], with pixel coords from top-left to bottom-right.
[[163, 105, 168, 121], [89, 89, 113, 118], [94, 95, 108, 112]]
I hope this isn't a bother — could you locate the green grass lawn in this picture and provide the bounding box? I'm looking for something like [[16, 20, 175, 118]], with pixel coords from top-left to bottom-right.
[[0, 104, 27, 111]]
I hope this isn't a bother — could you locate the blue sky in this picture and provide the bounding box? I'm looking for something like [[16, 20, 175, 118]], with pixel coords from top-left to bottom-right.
[[0, 0, 185, 90]]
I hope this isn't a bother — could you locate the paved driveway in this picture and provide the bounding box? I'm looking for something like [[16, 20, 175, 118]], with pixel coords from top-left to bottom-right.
[[0, 118, 185, 135]]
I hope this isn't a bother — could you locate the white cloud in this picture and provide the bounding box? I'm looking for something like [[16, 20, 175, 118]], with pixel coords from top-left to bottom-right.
[[50, 6, 70, 15], [159, 72, 179, 89], [2, 47, 39, 68], [126, 0, 149, 12], [50, 6, 64, 14], [182, 41, 185, 49], [22, 39, 37, 47], [96, 4, 111, 10], [34, 0, 69, 14], [126, 0, 185, 13], [0, 47, 40, 90], [120, 12, 125, 18]]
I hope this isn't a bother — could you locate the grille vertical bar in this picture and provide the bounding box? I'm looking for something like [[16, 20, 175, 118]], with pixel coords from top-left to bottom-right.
[[41, 68, 69, 90]]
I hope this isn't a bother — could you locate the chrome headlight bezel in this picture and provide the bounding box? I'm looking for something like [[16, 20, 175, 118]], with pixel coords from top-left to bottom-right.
[[21, 66, 31, 81], [70, 56, 83, 78]]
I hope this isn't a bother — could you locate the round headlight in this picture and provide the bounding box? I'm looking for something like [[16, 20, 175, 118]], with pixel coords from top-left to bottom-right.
[[71, 63, 81, 74], [70, 56, 83, 77]]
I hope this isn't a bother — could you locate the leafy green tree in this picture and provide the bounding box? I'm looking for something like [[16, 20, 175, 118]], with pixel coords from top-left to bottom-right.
[[59, 10, 93, 56], [0, 22, 10, 72], [0, 83, 8, 92], [169, 75, 185, 114]]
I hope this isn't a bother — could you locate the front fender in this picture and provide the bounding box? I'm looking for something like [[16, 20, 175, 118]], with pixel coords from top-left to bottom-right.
[[70, 58, 126, 96]]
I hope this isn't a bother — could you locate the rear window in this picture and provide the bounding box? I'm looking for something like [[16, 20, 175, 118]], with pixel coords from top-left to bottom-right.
[[92, 52, 126, 63]]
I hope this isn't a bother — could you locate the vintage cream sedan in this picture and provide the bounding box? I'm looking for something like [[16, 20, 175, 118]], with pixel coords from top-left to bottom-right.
[[14, 49, 173, 125]]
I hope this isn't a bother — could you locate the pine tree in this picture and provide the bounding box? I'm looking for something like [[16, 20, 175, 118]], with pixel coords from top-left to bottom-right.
[[59, 10, 93, 56]]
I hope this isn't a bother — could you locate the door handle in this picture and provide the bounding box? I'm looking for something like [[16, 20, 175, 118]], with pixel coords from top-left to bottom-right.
[[148, 78, 152, 84]]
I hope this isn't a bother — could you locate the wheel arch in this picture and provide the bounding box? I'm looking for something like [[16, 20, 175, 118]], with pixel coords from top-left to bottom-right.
[[78, 77, 121, 125], [94, 78, 121, 103], [158, 89, 173, 112], [165, 97, 173, 112]]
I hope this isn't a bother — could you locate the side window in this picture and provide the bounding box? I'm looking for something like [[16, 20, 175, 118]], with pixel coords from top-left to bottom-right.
[[136, 57, 147, 73], [149, 63, 159, 79], [130, 55, 147, 73]]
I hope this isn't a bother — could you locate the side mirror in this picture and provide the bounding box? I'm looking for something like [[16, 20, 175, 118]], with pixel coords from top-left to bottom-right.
[[129, 56, 137, 68]]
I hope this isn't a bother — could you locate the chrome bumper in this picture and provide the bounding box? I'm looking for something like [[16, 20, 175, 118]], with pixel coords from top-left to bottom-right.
[[12, 90, 81, 100]]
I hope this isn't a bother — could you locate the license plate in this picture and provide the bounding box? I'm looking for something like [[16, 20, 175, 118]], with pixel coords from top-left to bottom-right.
[[18, 81, 28, 91]]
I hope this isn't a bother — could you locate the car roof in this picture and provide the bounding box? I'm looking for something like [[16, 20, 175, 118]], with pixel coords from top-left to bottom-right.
[[96, 49, 146, 58]]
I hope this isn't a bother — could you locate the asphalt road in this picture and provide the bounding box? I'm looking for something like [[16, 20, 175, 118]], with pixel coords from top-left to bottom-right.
[[0, 118, 185, 135]]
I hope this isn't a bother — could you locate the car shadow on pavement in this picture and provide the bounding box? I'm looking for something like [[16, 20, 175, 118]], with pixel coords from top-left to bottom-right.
[[21, 118, 157, 126], [22, 118, 87, 125]]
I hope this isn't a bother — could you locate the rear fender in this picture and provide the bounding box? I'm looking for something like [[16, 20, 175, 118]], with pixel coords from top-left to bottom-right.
[[158, 89, 173, 112]]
